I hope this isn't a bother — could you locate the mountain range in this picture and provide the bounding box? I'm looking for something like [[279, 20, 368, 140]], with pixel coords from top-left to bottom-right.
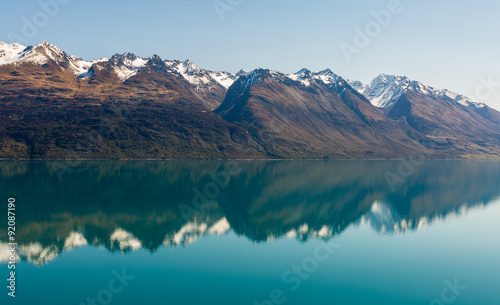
[[1, 41, 499, 159]]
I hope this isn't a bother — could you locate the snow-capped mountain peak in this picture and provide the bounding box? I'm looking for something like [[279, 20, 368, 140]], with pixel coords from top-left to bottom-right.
[[0, 41, 99, 77], [350, 74, 411, 108], [1, 41, 249, 86], [288, 68, 313, 86], [314, 69, 340, 87], [348, 74, 485, 109], [18, 41, 69, 65], [0, 42, 27, 66], [107, 52, 149, 81], [165, 59, 246, 89], [286, 68, 340, 87], [296, 68, 312, 75]]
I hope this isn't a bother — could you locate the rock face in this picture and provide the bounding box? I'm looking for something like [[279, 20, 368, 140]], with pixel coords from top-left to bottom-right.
[[0, 42, 261, 159], [349, 75, 500, 157], [1, 42, 499, 159], [215, 69, 421, 158]]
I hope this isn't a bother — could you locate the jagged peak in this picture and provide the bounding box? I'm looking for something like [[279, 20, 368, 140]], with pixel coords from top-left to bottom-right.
[[36, 41, 57, 48], [286, 68, 340, 87], [110, 52, 147, 64], [295, 68, 312, 75], [235, 69, 248, 76], [115, 51, 139, 60], [163, 59, 246, 89], [244, 68, 287, 82], [372, 73, 408, 84], [317, 68, 336, 76], [148, 54, 163, 62], [349, 74, 485, 109], [32, 41, 66, 57]]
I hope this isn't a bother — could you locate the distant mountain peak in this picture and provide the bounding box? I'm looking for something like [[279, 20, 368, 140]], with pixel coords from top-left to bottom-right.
[[235, 69, 248, 76], [164, 59, 242, 89], [105, 52, 150, 80], [229, 67, 344, 90], [318, 68, 335, 76], [348, 74, 485, 109], [296, 68, 312, 75], [0, 40, 491, 112], [0, 42, 27, 66], [287, 68, 339, 88]]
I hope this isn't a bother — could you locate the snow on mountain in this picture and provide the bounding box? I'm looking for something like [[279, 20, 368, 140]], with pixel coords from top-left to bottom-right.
[[0, 42, 27, 65], [0, 42, 53, 66], [1, 41, 489, 110], [348, 74, 485, 109], [165, 59, 246, 89], [288, 68, 314, 86], [314, 69, 341, 86], [9, 41, 77, 67], [209, 70, 243, 89], [347, 80, 367, 93], [0, 42, 156, 81], [238, 68, 343, 92], [287, 68, 341, 88], [347, 74, 411, 108], [0, 41, 106, 77], [438, 90, 485, 109], [107, 52, 148, 81]]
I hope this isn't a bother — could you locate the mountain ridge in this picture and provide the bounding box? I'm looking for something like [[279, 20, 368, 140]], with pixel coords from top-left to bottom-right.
[[1, 41, 499, 159]]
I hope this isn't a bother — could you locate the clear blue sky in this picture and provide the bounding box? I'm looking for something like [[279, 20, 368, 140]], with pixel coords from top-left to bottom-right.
[[2, 0, 500, 110]]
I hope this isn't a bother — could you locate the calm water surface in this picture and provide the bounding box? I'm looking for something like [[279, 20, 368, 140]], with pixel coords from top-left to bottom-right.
[[1, 160, 500, 305]]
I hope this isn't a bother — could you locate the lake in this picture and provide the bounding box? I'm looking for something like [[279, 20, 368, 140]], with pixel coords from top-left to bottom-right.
[[1, 160, 500, 305]]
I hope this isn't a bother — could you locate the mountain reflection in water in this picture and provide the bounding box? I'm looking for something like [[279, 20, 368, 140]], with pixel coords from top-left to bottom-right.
[[1, 160, 499, 265]]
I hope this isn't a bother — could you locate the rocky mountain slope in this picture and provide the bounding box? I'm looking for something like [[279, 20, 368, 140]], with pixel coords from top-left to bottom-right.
[[215, 68, 422, 158], [349, 74, 500, 157], [0, 42, 262, 159], [0, 41, 499, 159]]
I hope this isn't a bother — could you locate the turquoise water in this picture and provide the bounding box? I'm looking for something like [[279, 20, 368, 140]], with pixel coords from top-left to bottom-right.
[[1, 160, 500, 305]]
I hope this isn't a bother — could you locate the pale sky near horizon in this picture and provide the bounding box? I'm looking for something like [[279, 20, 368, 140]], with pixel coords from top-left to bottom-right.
[[2, 0, 500, 110]]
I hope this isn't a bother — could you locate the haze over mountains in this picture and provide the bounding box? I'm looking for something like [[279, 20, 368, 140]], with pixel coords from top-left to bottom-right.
[[0, 42, 499, 159]]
